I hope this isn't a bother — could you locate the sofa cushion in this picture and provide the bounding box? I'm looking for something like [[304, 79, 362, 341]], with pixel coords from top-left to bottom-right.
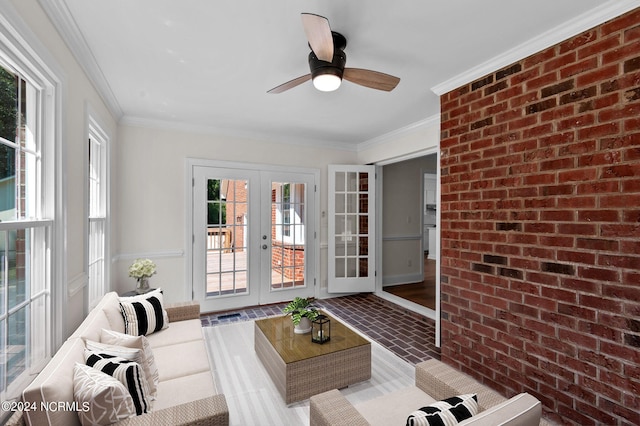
[[100, 329, 159, 400], [153, 371, 216, 411], [355, 386, 437, 426], [459, 393, 541, 426], [70, 292, 121, 341], [119, 289, 169, 336], [22, 338, 85, 426], [103, 292, 127, 333], [407, 393, 478, 426], [85, 350, 152, 415], [85, 340, 143, 363], [145, 318, 204, 348], [152, 339, 211, 382], [73, 362, 136, 425]]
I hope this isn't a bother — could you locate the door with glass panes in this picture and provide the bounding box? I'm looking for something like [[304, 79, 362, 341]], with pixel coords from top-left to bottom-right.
[[328, 165, 376, 293], [192, 164, 316, 312]]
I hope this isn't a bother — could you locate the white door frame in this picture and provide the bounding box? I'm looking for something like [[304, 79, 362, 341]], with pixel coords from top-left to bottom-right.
[[373, 147, 441, 347], [186, 158, 320, 311]]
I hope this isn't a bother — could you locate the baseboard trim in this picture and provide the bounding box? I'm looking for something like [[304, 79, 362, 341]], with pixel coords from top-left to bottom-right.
[[382, 273, 424, 287]]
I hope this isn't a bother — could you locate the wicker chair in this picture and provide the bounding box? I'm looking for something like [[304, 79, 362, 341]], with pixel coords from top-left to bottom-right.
[[310, 358, 548, 426]]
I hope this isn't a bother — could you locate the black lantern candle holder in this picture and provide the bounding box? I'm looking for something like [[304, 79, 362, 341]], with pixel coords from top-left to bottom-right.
[[311, 314, 331, 344]]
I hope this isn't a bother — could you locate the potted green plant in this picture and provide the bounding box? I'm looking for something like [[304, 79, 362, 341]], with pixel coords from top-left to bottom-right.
[[283, 297, 319, 334]]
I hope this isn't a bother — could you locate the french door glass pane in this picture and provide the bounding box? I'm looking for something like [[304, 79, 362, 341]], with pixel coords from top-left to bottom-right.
[[333, 172, 370, 279], [206, 179, 248, 296], [271, 181, 305, 290]]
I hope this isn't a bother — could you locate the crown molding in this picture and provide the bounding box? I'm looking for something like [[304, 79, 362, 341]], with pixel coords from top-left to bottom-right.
[[38, 0, 123, 119], [432, 0, 640, 95], [357, 114, 440, 152], [120, 115, 360, 152]]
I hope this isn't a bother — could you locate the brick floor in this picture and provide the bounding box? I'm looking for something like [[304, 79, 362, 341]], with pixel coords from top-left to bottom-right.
[[200, 293, 440, 365]]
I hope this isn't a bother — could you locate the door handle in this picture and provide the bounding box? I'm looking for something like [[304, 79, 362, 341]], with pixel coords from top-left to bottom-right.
[[262, 244, 268, 250]]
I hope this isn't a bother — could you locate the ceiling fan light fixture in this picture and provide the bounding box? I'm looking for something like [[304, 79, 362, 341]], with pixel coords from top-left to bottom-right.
[[313, 73, 341, 92], [267, 18, 400, 94]]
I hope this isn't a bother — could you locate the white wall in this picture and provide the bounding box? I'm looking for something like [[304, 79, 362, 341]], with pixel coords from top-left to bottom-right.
[[6, 0, 118, 337], [115, 124, 358, 302], [356, 117, 439, 165]]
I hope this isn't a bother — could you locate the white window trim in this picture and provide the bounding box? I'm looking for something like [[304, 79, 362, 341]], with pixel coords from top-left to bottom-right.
[[85, 107, 110, 311], [0, 0, 66, 388]]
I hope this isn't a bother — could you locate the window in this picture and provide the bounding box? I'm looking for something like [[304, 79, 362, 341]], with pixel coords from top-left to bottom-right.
[[0, 63, 51, 401], [273, 182, 305, 245], [87, 121, 107, 308]]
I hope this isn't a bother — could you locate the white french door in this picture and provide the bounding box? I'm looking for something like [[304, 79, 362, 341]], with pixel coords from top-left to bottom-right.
[[259, 171, 316, 304], [328, 165, 376, 293], [192, 166, 260, 310], [190, 162, 317, 312]]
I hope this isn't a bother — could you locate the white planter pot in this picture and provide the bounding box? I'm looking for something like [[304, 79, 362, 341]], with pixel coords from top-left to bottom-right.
[[294, 317, 312, 334]]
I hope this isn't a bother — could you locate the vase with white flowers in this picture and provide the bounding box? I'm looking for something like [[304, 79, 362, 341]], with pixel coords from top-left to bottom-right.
[[128, 258, 157, 294]]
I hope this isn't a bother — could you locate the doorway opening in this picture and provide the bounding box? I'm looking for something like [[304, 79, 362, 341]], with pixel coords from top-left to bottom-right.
[[384, 254, 436, 309], [380, 153, 438, 315]]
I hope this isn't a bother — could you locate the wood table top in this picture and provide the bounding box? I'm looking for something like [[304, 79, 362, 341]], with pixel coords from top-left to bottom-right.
[[255, 311, 370, 364]]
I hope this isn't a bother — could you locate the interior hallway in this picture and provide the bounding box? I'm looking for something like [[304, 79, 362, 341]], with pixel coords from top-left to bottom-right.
[[383, 255, 436, 310]]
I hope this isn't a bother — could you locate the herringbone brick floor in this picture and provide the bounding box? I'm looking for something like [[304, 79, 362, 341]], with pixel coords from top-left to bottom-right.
[[200, 293, 440, 365]]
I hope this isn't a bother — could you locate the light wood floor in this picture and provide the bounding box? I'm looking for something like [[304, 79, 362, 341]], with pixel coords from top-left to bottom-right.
[[383, 254, 436, 310], [206, 250, 301, 295]]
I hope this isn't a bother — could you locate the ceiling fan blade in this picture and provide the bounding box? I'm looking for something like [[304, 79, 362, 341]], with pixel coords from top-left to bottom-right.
[[343, 68, 400, 92], [301, 13, 334, 62], [267, 74, 312, 94]]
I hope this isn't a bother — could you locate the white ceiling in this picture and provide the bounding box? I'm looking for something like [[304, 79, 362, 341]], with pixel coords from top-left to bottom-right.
[[40, 0, 636, 148]]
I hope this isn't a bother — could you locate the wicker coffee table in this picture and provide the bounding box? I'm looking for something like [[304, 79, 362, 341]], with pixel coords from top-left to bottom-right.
[[254, 311, 371, 404]]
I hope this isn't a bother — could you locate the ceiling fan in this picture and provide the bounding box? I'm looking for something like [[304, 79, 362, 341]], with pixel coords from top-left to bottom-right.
[[268, 13, 400, 94]]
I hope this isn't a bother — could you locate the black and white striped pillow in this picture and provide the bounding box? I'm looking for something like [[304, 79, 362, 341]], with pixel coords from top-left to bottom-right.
[[406, 394, 478, 426], [84, 350, 152, 416], [119, 290, 169, 336]]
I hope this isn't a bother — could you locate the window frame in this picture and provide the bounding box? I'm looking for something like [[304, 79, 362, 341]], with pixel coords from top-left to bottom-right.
[[86, 113, 109, 310], [0, 3, 64, 408]]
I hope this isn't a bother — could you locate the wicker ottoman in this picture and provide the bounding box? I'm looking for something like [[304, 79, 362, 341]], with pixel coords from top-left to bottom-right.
[[255, 312, 371, 404]]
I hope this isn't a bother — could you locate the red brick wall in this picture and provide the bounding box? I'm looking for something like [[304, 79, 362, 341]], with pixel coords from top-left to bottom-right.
[[224, 180, 248, 251], [439, 9, 640, 425], [271, 241, 305, 281]]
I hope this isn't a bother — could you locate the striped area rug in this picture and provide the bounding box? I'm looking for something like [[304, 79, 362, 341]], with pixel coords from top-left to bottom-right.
[[203, 313, 415, 426]]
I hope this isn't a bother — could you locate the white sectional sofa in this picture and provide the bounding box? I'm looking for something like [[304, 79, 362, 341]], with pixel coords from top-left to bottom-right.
[[6, 291, 228, 426]]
